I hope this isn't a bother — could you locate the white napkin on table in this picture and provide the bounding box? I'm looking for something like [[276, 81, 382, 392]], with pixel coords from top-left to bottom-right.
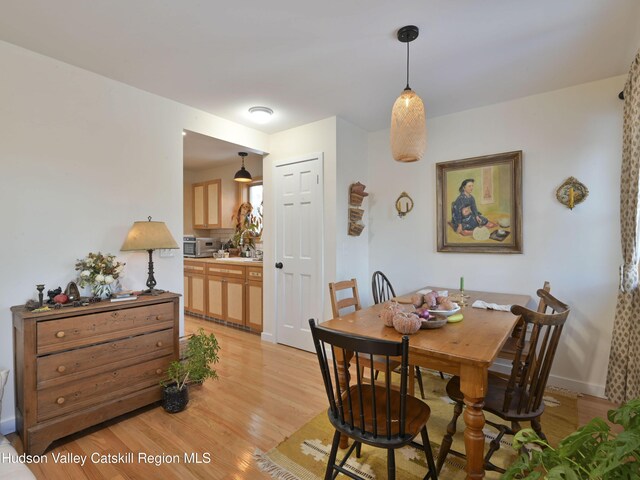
[[472, 300, 512, 312]]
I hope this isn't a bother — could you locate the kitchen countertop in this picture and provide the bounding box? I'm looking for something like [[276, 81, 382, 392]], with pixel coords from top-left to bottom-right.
[[184, 257, 263, 267]]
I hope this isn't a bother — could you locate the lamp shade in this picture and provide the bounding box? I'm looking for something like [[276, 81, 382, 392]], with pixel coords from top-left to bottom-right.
[[390, 88, 426, 162], [121, 218, 179, 251], [234, 166, 252, 182]]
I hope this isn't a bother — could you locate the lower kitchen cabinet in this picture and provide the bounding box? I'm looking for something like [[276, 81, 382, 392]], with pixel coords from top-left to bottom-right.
[[185, 260, 262, 332], [206, 276, 244, 326], [184, 260, 206, 315], [246, 267, 263, 332]]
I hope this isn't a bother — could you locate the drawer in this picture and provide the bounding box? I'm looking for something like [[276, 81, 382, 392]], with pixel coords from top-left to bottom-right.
[[37, 355, 171, 422], [206, 264, 244, 278], [37, 329, 174, 389], [37, 303, 174, 355], [246, 267, 263, 281], [184, 261, 206, 274]]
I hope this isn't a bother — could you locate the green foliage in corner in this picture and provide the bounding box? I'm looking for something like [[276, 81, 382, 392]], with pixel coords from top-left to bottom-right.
[[503, 399, 640, 479], [162, 328, 221, 391]]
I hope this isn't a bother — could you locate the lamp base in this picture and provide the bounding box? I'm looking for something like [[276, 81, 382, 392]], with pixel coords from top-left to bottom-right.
[[139, 288, 165, 296]]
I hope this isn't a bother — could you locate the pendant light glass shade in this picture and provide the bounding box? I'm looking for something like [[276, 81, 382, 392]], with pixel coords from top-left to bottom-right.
[[390, 25, 426, 163], [391, 88, 426, 162], [234, 152, 252, 183]]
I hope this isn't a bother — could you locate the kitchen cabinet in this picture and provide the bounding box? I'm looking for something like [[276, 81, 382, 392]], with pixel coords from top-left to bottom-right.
[[192, 179, 222, 229], [12, 294, 179, 455], [206, 264, 245, 326], [245, 267, 263, 332], [183, 259, 263, 332], [184, 260, 206, 315]]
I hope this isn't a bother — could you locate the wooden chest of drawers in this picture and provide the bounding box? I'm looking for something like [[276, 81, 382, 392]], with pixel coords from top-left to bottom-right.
[[11, 293, 179, 455]]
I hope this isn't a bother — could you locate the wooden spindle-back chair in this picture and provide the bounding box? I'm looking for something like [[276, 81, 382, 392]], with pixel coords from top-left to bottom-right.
[[309, 319, 438, 480], [436, 289, 570, 474]]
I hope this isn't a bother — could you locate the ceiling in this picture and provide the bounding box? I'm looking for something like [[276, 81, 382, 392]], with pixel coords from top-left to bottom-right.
[[183, 131, 263, 170], [1, 1, 639, 134]]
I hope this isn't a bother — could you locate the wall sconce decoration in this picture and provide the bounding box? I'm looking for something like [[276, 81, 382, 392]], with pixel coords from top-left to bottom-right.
[[395, 192, 414, 218], [349, 182, 368, 236], [556, 177, 588, 210]]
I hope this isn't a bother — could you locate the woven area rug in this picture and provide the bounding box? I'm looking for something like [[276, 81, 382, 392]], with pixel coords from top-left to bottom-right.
[[255, 370, 578, 479]]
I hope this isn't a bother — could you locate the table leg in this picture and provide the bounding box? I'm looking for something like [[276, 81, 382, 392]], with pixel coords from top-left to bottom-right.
[[333, 348, 353, 449], [460, 365, 488, 480]]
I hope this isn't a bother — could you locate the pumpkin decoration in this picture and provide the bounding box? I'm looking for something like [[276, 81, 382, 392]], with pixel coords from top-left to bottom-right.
[[379, 301, 402, 327], [392, 311, 421, 335]]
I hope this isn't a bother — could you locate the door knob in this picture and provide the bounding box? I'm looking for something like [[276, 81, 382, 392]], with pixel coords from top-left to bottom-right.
[[275, 262, 283, 269]]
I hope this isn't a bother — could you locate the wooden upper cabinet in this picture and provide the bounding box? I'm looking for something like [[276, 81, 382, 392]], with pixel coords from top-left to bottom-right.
[[193, 179, 222, 229]]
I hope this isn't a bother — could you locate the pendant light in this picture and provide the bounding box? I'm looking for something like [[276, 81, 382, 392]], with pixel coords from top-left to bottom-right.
[[234, 152, 252, 183], [390, 25, 426, 163]]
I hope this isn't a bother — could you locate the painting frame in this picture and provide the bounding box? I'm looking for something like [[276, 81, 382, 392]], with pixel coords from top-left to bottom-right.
[[436, 151, 522, 254]]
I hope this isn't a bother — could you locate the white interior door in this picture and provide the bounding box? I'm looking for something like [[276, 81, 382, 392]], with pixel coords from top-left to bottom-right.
[[275, 156, 323, 352]]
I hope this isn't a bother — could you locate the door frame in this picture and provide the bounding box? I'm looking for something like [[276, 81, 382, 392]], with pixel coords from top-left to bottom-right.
[[269, 153, 324, 347]]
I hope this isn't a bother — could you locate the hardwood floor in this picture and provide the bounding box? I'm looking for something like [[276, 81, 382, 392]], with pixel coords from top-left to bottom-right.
[[9, 314, 619, 479]]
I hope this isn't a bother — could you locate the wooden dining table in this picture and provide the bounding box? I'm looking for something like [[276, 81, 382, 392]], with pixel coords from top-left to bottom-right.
[[320, 287, 531, 480]]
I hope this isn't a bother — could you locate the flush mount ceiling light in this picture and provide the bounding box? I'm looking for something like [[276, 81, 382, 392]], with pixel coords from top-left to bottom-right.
[[248, 106, 274, 124], [390, 25, 426, 163], [234, 152, 252, 183]]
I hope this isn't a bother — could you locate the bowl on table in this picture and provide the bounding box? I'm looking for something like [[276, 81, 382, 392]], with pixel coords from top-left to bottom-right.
[[420, 317, 448, 329], [428, 303, 461, 318]]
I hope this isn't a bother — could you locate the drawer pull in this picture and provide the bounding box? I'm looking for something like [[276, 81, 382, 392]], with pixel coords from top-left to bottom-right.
[[156, 341, 163, 347], [249, 272, 261, 277], [57, 365, 66, 373], [156, 369, 163, 375], [55, 331, 65, 339], [56, 397, 65, 405], [156, 315, 161, 320]]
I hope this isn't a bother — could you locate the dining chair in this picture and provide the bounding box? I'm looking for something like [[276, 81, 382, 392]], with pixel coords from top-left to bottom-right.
[[309, 319, 438, 480], [329, 278, 407, 386], [371, 271, 427, 399], [435, 289, 570, 474], [497, 280, 551, 362]]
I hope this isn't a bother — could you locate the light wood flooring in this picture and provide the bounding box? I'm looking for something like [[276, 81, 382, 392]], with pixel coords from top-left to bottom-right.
[[10, 315, 618, 479]]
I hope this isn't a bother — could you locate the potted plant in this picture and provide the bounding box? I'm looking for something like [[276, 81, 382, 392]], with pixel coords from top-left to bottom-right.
[[161, 328, 220, 413], [504, 399, 640, 479]]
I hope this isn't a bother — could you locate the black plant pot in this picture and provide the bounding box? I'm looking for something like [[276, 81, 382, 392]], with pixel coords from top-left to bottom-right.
[[162, 384, 189, 413]]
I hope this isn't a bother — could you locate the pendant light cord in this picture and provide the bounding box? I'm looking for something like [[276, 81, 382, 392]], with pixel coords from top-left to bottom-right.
[[405, 42, 410, 90]]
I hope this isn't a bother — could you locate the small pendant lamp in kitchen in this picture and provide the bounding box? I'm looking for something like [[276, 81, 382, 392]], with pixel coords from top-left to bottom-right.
[[234, 152, 252, 183], [390, 25, 426, 163]]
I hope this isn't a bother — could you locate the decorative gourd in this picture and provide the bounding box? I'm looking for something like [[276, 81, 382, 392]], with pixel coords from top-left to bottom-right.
[[379, 301, 402, 327], [438, 299, 455, 311], [411, 293, 424, 308], [392, 311, 421, 334]]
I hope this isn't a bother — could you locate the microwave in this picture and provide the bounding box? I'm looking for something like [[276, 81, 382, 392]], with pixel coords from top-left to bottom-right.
[[183, 236, 217, 258]]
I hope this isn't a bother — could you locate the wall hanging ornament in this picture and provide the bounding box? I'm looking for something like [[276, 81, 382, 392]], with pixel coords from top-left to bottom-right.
[[390, 25, 427, 163], [556, 177, 588, 210], [395, 192, 414, 218], [348, 182, 368, 236]]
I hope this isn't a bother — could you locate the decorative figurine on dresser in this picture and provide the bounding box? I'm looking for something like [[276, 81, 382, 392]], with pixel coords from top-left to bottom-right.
[[11, 292, 180, 455]]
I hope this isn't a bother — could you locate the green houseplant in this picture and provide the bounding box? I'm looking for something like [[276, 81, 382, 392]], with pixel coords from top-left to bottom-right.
[[161, 328, 220, 413], [504, 399, 640, 479]]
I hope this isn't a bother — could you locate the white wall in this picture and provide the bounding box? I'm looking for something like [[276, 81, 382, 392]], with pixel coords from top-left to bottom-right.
[[336, 118, 371, 305], [184, 156, 264, 234], [0, 40, 268, 434], [262, 117, 338, 341], [368, 75, 625, 397]]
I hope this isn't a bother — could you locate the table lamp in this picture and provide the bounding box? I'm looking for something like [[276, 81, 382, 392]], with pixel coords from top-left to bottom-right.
[[121, 216, 179, 295]]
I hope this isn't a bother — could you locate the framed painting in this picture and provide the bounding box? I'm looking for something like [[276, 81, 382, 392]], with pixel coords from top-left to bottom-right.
[[436, 151, 522, 253]]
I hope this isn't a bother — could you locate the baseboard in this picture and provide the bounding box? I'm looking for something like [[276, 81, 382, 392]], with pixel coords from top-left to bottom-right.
[[0, 415, 16, 435], [489, 361, 606, 398], [261, 331, 275, 343]]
